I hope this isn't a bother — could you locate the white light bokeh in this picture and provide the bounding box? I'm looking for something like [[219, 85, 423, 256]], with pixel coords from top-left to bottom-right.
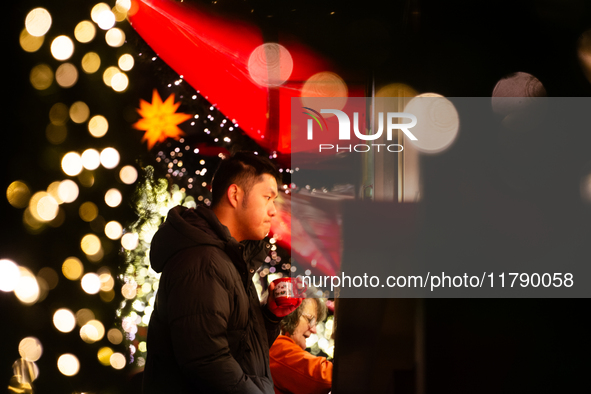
[[0, 259, 21, 292], [121, 232, 139, 250], [105, 221, 123, 240], [81, 273, 101, 294], [57, 353, 80, 376], [92, 3, 116, 30], [81, 148, 101, 170], [105, 27, 125, 47], [57, 179, 79, 203], [105, 188, 122, 207], [14, 267, 40, 305], [119, 165, 138, 184], [118, 54, 134, 71], [110, 352, 126, 370], [80, 319, 105, 343], [18, 337, 43, 362], [88, 115, 109, 138], [62, 152, 83, 176], [25, 8, 52, 37], [51, 35, 74, 61], [53, 308, 76, 333], [404, 93, 460, 154], [100, 147, 120, 169]]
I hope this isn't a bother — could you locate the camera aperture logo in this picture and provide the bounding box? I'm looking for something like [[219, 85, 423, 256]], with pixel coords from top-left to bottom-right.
[[303, 107, 418, 153]]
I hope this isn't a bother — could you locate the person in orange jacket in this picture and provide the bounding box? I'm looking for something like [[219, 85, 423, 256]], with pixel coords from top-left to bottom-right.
[[269, 297, 332, 394]]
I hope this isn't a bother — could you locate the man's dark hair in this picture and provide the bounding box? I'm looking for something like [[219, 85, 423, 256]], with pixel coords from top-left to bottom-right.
[[211, 151, 281, 207]]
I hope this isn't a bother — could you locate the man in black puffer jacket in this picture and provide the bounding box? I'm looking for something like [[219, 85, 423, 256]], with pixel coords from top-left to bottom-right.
[[143, 152, 300, 393]]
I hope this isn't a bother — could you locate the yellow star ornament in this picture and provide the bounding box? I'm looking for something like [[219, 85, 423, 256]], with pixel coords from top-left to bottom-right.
[[133, 89, 192, 150]]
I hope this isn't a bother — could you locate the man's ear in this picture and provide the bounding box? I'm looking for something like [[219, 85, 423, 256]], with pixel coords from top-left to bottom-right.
[[226, 184, 242, 208]]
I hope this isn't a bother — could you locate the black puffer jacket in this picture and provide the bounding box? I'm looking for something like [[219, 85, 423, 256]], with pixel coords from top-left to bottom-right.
[[143, 205, 280, 393]]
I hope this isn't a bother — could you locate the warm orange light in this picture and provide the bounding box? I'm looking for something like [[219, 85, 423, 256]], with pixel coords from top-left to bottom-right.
[[133, 89, 192, 150]]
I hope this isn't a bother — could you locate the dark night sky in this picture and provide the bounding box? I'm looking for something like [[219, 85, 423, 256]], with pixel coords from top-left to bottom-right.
[[4, 0, 591, 392]]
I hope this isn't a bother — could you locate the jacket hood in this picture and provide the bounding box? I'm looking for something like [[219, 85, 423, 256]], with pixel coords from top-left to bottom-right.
[[149, 205, 267, 273]]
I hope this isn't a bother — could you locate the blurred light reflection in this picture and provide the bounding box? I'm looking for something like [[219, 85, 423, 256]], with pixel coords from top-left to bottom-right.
[[25, 8, 52, 37]]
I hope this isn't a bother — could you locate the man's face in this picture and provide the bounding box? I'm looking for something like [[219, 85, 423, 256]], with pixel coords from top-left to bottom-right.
[[290, 300, 318, 350], [235, 173, 278, 241]]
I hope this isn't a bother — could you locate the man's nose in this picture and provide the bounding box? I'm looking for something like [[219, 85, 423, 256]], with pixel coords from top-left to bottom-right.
[[309, 325, 317, 334], [269, 201, 277, 217]]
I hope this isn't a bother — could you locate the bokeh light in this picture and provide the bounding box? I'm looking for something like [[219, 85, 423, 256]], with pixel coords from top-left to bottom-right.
[[20, 28, 44, 52], [74, 20, 96, 43], [23, 208, 44, 234], [97, 347, 114, 366], [116, 0, 132, 12], [107, 328, 123, 345], [121, 282, 137, 299], [301, 72, 348, 112], [18, 337, 43, 362], [102, 66, 120, 87], [7, 181, 31, 209], [62, 257, 84, 281], [78, 171, 95, 188], [578, 29, 591, 84], [53, 308, 76, 333], [0, 259, 21, 292], [105, 221, 123, 240], [121, 232, 139, 250], [25, 8, 52, 37], [404, 94, 460, 154], [80, 319, 105, 343], [376, 83, 418, 98], [119, 165, 138, 184], [88, 115, 109, 138], [82, 52, 101, 74], [56, 63, 78, 88], [105, 188, 122, 207], [492, 71, 546, 97], [70, 101, 90, 124], [81, 272, 101, 294], [30, 64, 53, 90], [29, 191, 59, 222], [248, 43, 293, 87], [47, 181, 64, 204], [51, 35, 75, 61], [37, 267, 59, 290], [57, 354, 80, 376], [81, 149, 101, 170], [110, 352, 126, 370], [62, 152, 83, 176], [92, 3, 116, 30], [99, 268, 115, 291], [57, 179, 79, 203], [76, 308, 95, 327], [118, 54, 134, 71], [100, 147, 120, 169], [491, 72, 547, 132], [14, 267, 40, 305], [81, 234, 101, 256], [105, 27, 125, 47], [49, 103, 69, 125], [111, 71, 129, 92], [79, 201, 99, 222]]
